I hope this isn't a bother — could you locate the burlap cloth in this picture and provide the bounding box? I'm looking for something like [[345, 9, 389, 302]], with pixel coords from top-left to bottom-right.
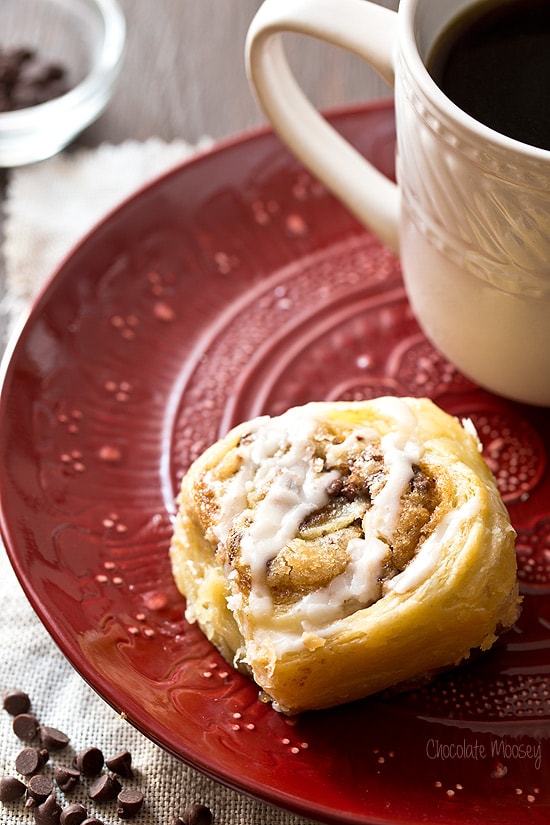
[[0, 141, 314, 825]]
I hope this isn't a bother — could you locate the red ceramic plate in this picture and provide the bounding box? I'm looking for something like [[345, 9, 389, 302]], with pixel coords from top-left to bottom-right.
[[1, 102, 549, 825]]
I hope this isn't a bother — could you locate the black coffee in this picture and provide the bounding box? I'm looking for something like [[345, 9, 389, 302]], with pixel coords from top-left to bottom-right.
[[427, 0, 550, 150]]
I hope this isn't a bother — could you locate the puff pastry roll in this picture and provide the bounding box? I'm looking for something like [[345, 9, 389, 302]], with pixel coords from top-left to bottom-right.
[[170, 397, 520, 714]]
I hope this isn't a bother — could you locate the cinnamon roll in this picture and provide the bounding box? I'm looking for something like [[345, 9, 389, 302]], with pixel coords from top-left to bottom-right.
[[170, 397, 520, 714]]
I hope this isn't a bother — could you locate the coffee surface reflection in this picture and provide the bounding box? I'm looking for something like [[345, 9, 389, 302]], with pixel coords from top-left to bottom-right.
[[427, 0, 550, 150]]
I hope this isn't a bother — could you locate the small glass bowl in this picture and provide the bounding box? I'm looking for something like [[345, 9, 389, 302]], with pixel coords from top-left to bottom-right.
[[0, 0, 126, 167]]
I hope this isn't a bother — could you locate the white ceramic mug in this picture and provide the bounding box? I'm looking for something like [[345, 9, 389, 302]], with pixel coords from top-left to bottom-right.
[[245, 0, 550, 407]]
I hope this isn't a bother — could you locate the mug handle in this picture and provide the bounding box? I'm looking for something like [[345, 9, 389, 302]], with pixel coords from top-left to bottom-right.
[[245, 0, 400, 253]]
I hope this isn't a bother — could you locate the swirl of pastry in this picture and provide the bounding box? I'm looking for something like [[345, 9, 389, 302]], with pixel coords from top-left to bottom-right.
[[170, 397, 520, 714]]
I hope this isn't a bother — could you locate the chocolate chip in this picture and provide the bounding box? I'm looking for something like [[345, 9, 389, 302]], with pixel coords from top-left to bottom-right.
[[2, 46, 33, 69], [13, 713, 39, 742], [0, 54, 21, 84], [3, 690, 31, 716], [74, 747, 104, 777], [60, 802, 88, 825], [0, 775, 26, 802], [0, 45, 69, 111], [39, 726, 70, 750], [27, 774, 54, 804], [15, 746, 49, 776], [116, 788, 144, 818], [10, 83, 44, 108], [181, 803, 213, 825], [88, 774, 121, 803], [105, 750, 133, 778], [54, 765, 80, 793], [18, 59, 62, 86], [33, 793, 62, 825]]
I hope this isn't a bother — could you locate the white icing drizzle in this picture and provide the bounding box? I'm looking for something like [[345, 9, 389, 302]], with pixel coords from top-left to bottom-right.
[[366, 429, 420, 542], [270, 400, 422, 632], [213, 407, 339, 617], [281, 534, 390, 631], [385, 496, 481, 595], [211, 416, 268, 543], [461, 416, 483, 452]]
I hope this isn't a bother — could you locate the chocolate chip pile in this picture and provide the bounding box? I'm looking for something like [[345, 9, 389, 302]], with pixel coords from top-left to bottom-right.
[[1, 690, 213, 825], [0, 46, 69, 111]]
